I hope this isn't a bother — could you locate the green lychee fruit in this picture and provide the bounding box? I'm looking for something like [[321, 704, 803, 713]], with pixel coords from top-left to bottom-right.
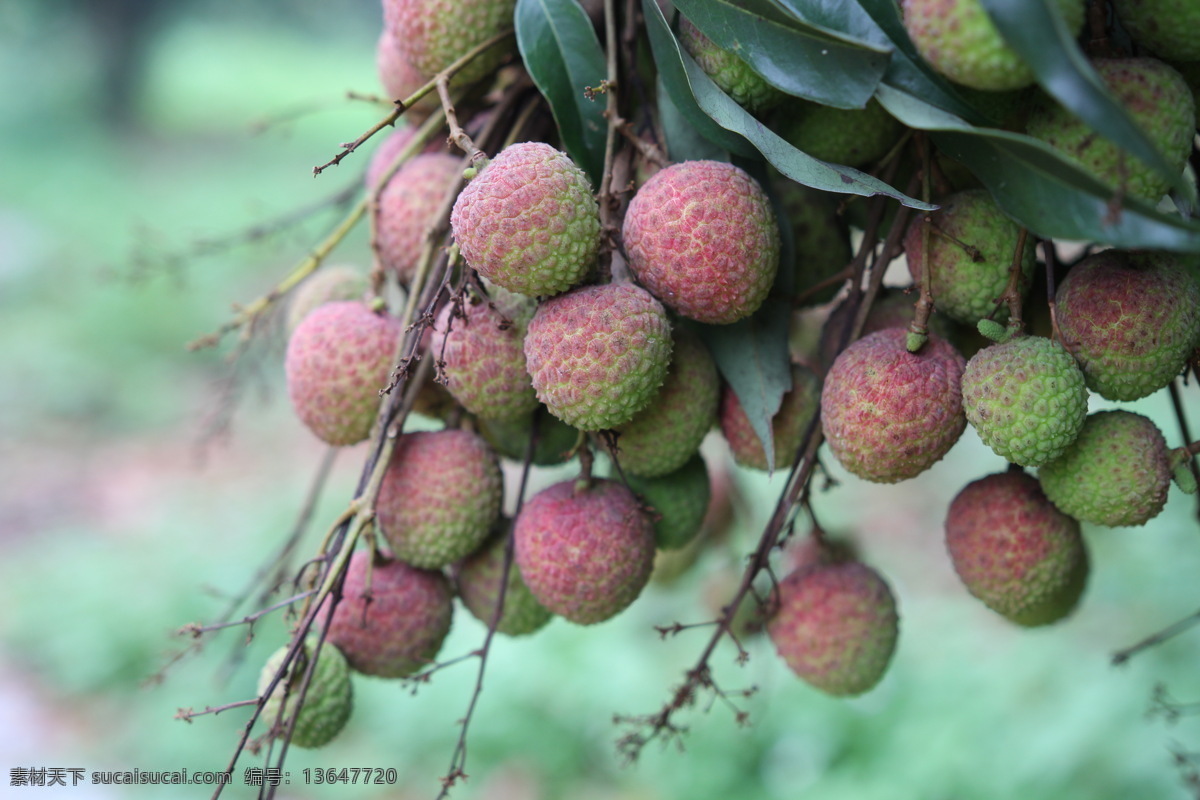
[[477, 408, 580, 466], [902, 0, 1085, 91], [375, 28, 439, 121], [677, 17, 784, 113], [904, 189, 1035, 326], [1038, 410, 1173, 527], [523, 282, 673, 431], [946, 470, 1088, 626], [1055, 249, 1200, 401], [961, 334, 1089, 466], [775, 98, 904, 168], [285, 301, 400, 446], [376, 152, 463, 286], [821, 328, 967, 483], [384, 0, 517, 85], [285, 266, 369, 334], [376, 429, 503, 568], [624, 454, 712, 551], [1026, 57, 1195, 202], [775, 180, 853, 307], [514, 478, 656, 625], [720, 363, 822, 471], [453, 521, 553, 636], [258, 638, 352, 748], [1114, 0, 1200, 61], [609, 328, 719, 477], [767, 560, 899, 697], [322, 549, 453, 678], [451, 142, 600, 297], [623, 160, 780, 325], [1169, 60, 1200, 128], [431, 288, 538, 421]]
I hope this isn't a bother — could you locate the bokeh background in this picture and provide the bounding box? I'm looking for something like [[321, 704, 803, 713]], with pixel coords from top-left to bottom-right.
[[3, 2, 1200, 798]]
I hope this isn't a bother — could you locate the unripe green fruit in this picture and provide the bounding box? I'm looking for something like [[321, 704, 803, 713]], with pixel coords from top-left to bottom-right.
[[523, 282, 673, 431], [624, 454, 712, 551], [285, 266, 369, 334], [623, 160, 780, 325], [776, 99, 903, 168], [477, 408, 580, 466], [961, 335, 1089, 467], [258, 639, 352, 749], [678, 17, 783, 113], [1038, 410, 1173, 527], [454, 522, 553, 636], [376, 153, 463, 286], [775, 179, 853, 307], [451, 142, 600, 297], [946, 470, 1088, 626], [1114, 0, 1200, 61], [767, 560, 899, 697], [720, 363, 822, 471]]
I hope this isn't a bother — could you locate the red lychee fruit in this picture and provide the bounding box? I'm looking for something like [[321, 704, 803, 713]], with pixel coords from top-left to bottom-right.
[[285, 266, 369, 334], [375, 29, 439, 121], [720, 363, 822, 471], [376, 152, 463, 286]]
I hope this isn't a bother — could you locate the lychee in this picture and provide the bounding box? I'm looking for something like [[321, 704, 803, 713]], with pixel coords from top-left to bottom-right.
[[384, 0, 516, 85], [258, 638, 353, 749], [1114, 0, 1200, 62], [677, 17, 784, 113], [322, 549, 454, 678], [961, 334, 1089, 466], [821, 328, 967, 483], [622, 160, 780, 325], [720, 363, 822, 471], [375, 28, 439, 121], [767, 560, 899, 697], [375, 429, 503, 568], [523, 282, 673, 431], [477, 408, 580, 466], [451, 142, 600, 297], [285, 301, 401, 446], [624, 454, 712, 551], [285, 266, 369, 334], [514, 478, 656, 625], [1038, 410, 1173, 527], [776, 180, 853, 307], [453, 521, 553, 636], [946, 470, 1088, 626], [376, 152, 463, 286], [775, 99, 903, 168], [818, 288, 959, 374]]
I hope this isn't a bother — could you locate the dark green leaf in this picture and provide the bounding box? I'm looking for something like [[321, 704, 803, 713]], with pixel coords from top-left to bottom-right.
[[658, 77, 730, 163], [980, 0, 1191, 198], [673, 0, 889, 109], [515, 0, 608, 185]]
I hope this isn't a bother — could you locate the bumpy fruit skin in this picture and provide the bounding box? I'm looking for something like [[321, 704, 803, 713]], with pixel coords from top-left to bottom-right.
[[385, 0, 516, 85], [376, 429, 503, 568], [375, 29, 439, 121], [610, 329, 719, 477], [625, 454, 712, 550], [961, 335, 1089, 467], [323, 550, 454, 677], [767, 561, 899, 697], [454, 523, 553, 636], [623, 160, 780, 325], [1038, 410, 1172, 527], [1114, 0, 1200, 61], [1026, 57, 1195, 202], [904, 189, 1034, 326], [821, 329, 967, 483], [431, 290, 538, 421], [1055, 250, 1200, 401], [721, 363, 822, 471], [946, 470, 1088, 626], [376, 153, 462, 286], [678, 17, 784, 113], [451, 142, 600, 297], [286, 266, 368, 333], [902, 0, 1085, 90], [259, 639, 353, 749], [524, 282, 673, 430], [285, 302, 401, 446], [514, 479, 656, 625], [776, 99, 903, 168]]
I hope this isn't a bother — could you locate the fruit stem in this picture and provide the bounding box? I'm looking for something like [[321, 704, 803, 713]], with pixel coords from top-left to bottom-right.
[[993, 227, 1029, 332], [908, 134, 934, 353]]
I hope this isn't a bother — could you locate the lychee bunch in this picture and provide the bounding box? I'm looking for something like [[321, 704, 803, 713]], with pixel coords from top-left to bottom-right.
[[285, 266, 368, 333], [678, 17, 783, 113], [946, 470, 1088, 626], [285, 301, 401, 446], [961, 335, 1089, 466], [1054, 249, 1200, 401], [767, 559, 899, 697], [1026, 57, 1195, 202], [721, 363, 822, 471], [258, 638, 353, 749], [451, 142, 600, 297], [523, 282, 673, 430], [454, 522, 553, 636], [322, 549, 454, 678], [821, 329, 967, 483], [384, 0, 517, 85], [376, 152, 463, 286], [375, 429, 503, 568], [623, 160, 780, 325], [904, 189, 1034, 326], [1038, 410, 1173, 527], [514, 478, 656, 625]]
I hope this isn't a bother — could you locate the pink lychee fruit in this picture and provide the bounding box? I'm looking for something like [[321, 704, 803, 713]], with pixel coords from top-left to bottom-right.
[[376, 152, 463, 286], [285, 266, 369, 334], [720, 363, 822, 471], [375, 28, 439, 121], [384, 0, 517, 85]]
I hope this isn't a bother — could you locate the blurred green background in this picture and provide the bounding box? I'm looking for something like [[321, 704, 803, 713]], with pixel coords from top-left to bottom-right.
[[2, 2, 1200, 798]]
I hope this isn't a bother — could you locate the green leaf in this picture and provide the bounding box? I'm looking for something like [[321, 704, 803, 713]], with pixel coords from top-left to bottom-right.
[[697, 300, 793, 472], [673, 0, 889, 109], [643, 0, 932, 207], [876, 84, 1200, 251], [514, 0, 608, 186], [658, 76, 730, 163], [980, 0, 1191, 198]]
